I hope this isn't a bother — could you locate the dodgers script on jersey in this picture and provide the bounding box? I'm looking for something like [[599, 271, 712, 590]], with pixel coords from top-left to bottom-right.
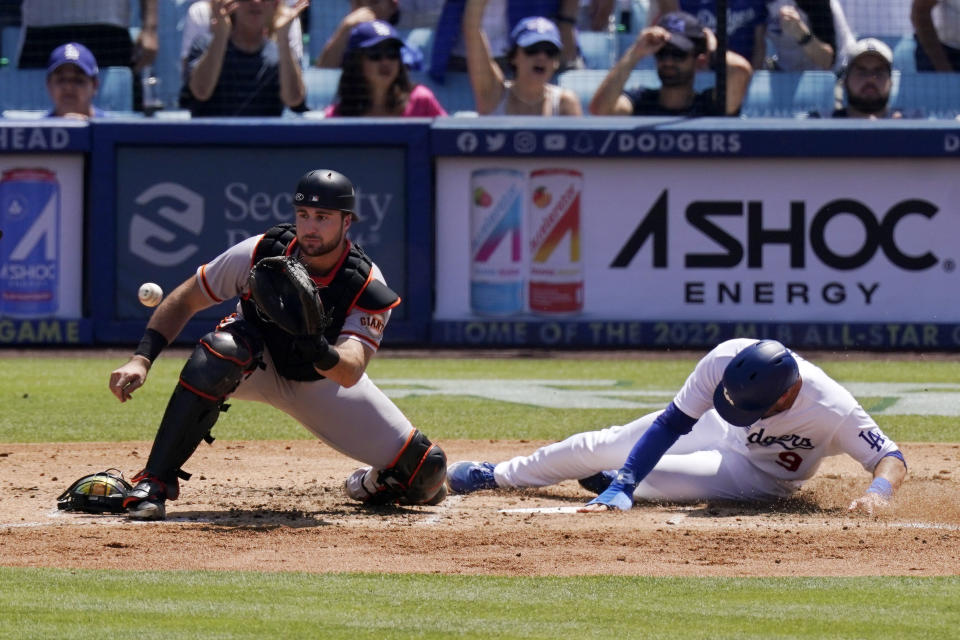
[[195, 235, 391, 350], [674, 339, 899, 485]]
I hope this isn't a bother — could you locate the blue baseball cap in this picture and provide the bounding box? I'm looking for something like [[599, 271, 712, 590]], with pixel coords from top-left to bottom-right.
[[657, 11, 706, 53], [347, 20, 404, 52], [46, 42, 99, 77], [510, 16, 562, 50]]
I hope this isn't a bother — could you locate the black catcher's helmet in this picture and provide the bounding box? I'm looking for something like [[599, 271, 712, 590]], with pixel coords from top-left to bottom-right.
[[294, 169, 356, 217]]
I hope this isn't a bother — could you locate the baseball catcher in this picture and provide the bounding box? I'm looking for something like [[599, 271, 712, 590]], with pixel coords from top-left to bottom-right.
[[107, 169, 446, 520]]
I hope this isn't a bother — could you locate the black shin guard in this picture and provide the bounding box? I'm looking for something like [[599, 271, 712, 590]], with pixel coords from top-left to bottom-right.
[[143, 330, 260, 493], [373, 430, 447, 505]]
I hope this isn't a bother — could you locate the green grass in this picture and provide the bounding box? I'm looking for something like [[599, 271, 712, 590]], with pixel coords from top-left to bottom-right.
[[0, 568, 956, 639], [1, 356, 959, 442]]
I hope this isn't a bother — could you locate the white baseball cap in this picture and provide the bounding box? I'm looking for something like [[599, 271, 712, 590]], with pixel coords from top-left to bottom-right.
[[848, 38, 893, 67]]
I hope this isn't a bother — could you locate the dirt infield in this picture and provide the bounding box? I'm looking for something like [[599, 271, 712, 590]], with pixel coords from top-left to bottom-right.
[[1, 440, 957, 577]]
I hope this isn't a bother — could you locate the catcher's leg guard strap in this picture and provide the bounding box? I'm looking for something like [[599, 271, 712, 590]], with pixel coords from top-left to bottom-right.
[[144, 330, 258, 491], [376, 430, 447, 505]]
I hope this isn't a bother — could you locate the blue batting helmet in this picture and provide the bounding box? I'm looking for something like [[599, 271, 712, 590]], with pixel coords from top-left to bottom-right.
[[713, 340, 800, 427]]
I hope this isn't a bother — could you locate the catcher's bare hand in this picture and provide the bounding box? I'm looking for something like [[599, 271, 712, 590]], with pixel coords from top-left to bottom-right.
[[109, 356, 150, 402], [847, 492, 890, 516]]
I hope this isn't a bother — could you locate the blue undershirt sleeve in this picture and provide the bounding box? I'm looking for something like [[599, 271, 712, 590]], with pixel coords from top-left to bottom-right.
[[588, 402, 697, 510]]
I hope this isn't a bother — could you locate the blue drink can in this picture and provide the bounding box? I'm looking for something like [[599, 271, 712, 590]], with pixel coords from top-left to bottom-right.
[[0, 168, 61, 316], [469, 168, 525, 316]]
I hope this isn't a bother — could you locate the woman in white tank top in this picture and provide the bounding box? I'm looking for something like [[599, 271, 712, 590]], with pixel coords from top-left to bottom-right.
[[463, 0, 582, 115]]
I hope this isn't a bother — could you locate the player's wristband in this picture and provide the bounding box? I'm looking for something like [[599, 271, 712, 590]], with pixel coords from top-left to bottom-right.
[[313, 343, 341, 371], [134, 328, 168, 363], [866, 477, 893, 499]]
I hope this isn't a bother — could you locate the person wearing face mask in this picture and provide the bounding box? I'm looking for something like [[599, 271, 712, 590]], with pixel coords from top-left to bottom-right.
[[323, 20, 447, 116], [463, 4, 582, 115], [181, 0, 307, 117]]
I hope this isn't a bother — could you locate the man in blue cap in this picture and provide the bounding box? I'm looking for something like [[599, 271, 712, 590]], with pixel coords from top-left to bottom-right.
[[590, 10, 753, 116], [45, 42, 105, 119], [448, 338, 907, 516]]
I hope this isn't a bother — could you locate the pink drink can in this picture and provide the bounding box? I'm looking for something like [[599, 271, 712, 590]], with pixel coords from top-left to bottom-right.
[[527, 168, 583, 314]]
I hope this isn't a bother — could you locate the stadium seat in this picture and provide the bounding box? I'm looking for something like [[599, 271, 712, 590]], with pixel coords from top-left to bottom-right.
[[153, 0, 194, 110], [558, 69, 716, 113], [2, 25, 18, 66], [0, 66, 133, 111], [578, 31, 617, 69], [303, 67, 342, 112], [740, 70, 837, 118], [889, 71, 960, 118], [409, 70, 477, 114], [309, 0, 351, 63], [892, 35, 917, 73]]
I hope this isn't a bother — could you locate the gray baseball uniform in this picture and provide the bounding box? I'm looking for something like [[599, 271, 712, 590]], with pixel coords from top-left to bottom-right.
[[195, 234, 414, 469]]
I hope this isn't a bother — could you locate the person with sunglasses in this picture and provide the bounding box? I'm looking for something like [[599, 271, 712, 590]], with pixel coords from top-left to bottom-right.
[[181, 0, 308, 117], [463, 2, 582, 115], [589, 11, 752, 116], [324, 20, 447, 117]]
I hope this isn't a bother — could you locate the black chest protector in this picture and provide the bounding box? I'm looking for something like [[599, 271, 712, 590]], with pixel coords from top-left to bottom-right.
[[239, 224, 400, 381]]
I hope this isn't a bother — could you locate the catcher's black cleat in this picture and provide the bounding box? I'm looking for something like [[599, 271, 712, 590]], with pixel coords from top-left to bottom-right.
[[124, 471, 171, 520]]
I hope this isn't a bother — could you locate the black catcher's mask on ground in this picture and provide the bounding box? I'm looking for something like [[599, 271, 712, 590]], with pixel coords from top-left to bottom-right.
[[57, 469, 133, 514]]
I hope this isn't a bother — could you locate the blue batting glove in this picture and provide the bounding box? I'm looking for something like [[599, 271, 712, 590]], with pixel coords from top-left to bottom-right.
[[585, 469, 636, 511]]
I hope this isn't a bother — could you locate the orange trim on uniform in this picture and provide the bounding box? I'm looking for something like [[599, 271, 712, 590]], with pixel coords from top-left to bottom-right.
[[310, 240, 352, 287], [341, 331, 380, 350], [200, 337, 252, 367], [386, 430, 417, 469], [346, 269, 375, 313], [178, 378, 220, 402], [198, 265, 223, 303], [406, 444, 437, 486], [354, 295, 402, 315]]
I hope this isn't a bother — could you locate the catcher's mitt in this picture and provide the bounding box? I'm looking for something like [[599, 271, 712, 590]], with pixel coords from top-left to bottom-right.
[[247, 256, 329, 335], [56, 469, 132, 514]]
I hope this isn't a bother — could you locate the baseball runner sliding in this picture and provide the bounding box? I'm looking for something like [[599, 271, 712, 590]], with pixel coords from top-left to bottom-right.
[[448, 339, 907, 514]]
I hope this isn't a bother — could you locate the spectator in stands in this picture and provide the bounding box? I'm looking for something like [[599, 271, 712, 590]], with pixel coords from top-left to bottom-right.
[[183, 1, 305, 74], [17, 1, 158, 111], [764, 0, 855, 72], [812, 38, 903, 118], [654, 1, 769, 70], [463, 6, 582, 114], [323, 20, 447, 116], [431, 0, 581, 80], [181, 0, 307, 117], [841, 0, 913, 38], [912, 0, 960, 71], [315, 1, 439, 69], [590, 11, 752, 115], [17, 1, 158, 72], [45, 42, 104, 119]]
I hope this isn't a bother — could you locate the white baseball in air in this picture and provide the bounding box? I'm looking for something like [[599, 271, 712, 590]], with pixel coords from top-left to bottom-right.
[[138, 282, 163, 307]]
